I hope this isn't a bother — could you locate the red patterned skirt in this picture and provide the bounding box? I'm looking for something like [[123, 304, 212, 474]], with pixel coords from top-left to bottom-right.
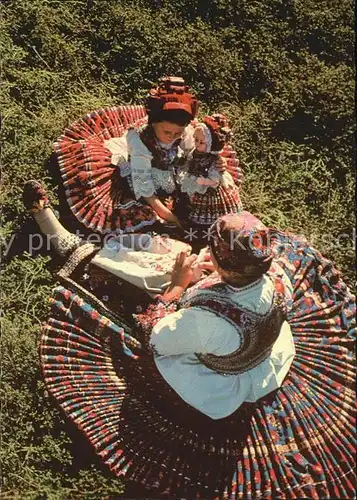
[[40, 234, 356, 498], [55, 105, 157, 234]]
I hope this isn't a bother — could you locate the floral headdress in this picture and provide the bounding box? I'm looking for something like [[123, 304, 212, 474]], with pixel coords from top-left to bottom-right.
[[199, 114, 233, 153], [146, 76, 199, 119], [209, 213, 273, 274]]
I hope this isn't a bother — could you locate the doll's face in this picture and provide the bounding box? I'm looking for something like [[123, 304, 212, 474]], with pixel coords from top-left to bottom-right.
[[194, 126, 207, 153], [152, 121, 185, 144]]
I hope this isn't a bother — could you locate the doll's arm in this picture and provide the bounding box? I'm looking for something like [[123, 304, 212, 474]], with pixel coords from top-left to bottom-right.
[[196, 176, 219, 187]]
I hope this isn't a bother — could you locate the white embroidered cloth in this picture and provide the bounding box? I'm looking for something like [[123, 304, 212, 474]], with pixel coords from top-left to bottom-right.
[[92, 235, 192, 296]]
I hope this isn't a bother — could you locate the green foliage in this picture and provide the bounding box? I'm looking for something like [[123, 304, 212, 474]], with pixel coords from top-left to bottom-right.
[[2, 0, 354, 496], [1, 255, 123, 496]]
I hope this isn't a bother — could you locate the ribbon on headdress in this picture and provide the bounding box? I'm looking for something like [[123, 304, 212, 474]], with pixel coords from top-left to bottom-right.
[[209, 213, 273, 273], [146, 76, 198, 118], [200, 114, 233, 153]]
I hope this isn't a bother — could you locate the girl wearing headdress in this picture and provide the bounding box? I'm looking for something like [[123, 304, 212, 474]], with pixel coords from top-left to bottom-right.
[[177, 113, 243, 228], [55, 77, 198, 234]]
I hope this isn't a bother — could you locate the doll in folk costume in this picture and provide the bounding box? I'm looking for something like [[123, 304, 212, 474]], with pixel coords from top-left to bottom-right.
[[56, 76, 199, 234], [177, 114, 243, 228]]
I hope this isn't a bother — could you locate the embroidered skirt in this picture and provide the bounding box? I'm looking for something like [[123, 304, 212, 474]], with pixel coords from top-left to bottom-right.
[[54, 106, 157, 234], [188, 185, 243, 226], [40, 234, 356, 498]]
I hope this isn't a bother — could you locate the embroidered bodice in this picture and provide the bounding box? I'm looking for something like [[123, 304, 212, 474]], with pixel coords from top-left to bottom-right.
[[139, 125, 183, 171], [179, 271, 289, 374], [104, 125, 189, 199]]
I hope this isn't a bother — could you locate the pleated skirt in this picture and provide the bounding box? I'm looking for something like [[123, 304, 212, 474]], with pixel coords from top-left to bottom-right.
[[54, 105, 156, 234], [189, 185, 243, 226], [40, 233, 356, 498]]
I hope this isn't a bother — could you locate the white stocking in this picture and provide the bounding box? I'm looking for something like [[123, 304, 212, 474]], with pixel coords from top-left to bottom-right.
[[33, 208, 82, 256]]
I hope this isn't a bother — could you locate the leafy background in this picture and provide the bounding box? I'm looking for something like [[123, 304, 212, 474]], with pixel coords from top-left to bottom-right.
[[1, 0, 354, 497]]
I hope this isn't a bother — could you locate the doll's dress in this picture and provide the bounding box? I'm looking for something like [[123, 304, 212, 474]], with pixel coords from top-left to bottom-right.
[[177, 151, 243, 226]]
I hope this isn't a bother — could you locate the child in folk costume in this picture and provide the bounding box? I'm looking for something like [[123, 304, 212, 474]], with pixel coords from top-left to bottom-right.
[[107, 76, 199, 231], [177, 114, 243, 227], [56, 77, 199, 234], [23, 181, 356, 498]]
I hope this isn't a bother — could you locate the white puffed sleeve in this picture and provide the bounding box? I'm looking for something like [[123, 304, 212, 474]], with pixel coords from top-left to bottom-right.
[[104, 134, 129, 166], [207, 165, 221, 183], [126, 129, 156, 199], [207, 166, 235, 189], [150, 307, 241, 356]]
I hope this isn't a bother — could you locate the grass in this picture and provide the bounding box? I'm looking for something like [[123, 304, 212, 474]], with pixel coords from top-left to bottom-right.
[[1, 0, 354, 496]]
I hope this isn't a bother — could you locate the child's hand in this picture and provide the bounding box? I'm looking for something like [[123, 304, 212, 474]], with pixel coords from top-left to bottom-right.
[[145, 196, 183, 229], [196, 176, 219, 187], [198, 260, 216, 273], [162, 251, 198, 301], [171, 251, 198, 290], [215, 156, 227, 173], [197, 247, 216, 273]]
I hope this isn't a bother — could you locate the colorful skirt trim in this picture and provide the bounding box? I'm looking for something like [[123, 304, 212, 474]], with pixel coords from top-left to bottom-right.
[[54, 105, 156, 234], [40, 233, 356, 498], [189, 184, 243, 226]]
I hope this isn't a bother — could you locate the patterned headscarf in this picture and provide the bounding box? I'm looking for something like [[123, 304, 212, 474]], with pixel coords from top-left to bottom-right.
[[209, 212, 273, 274]]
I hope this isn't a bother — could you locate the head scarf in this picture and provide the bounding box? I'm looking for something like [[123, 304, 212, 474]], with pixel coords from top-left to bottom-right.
[[209, 212, 273, 275]]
